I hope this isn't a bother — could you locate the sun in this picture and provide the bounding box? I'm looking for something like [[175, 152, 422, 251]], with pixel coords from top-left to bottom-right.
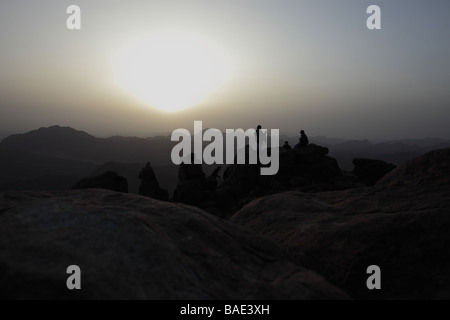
[[113, 30, 233, 112]]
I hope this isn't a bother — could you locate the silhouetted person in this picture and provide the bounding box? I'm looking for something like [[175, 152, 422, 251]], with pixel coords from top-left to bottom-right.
[[283, 141, 292, 150], [299, 130, 309, 147], [256, 125, 262, 149], [255, 125, 268, 165], [139, 162, 160, 198]]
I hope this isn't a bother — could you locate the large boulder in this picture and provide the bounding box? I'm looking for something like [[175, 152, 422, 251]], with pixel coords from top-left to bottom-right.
[[377, 147, 450, 186], [0, 189, 347, 299], [231, 148, 450, 299], [279, 144, 341, 182], [353, 158, 396, 186], [293, 143, 330, 163], [72, 171, 128, 193]]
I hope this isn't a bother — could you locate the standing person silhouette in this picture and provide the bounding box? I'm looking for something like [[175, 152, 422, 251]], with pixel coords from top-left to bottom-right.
[[256, 125, 267, 165], [299, 130, 309, 147]]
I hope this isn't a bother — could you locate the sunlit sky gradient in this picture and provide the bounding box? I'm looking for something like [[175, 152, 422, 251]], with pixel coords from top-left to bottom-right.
[[1, 0, 449, 140]]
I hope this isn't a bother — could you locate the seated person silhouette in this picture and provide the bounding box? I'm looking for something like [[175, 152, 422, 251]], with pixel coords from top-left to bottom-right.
[[282, 141, 292, 150], [299, 130, 309, 147]]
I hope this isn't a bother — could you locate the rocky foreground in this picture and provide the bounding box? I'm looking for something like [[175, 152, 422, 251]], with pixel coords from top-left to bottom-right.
[[0, 190, 347, 299], [1, 148, 449, 299], [232, 147, 450, 299]]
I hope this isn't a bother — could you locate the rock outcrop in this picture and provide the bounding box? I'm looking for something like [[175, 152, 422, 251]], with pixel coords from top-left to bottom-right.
[[211, 144, 345, 217], [72, 171, 128, 193], [138, 163, 169, 201], [352, 158, 396, 185], [231, 148, 450, 299], [0, 189, 347, 299], [174, 161, 208, 206], [279, 144, 342, 185], [377, 147, 450, 187]]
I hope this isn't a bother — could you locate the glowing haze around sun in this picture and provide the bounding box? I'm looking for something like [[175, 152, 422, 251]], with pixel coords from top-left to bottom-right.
[[113, 30, 234, 112]]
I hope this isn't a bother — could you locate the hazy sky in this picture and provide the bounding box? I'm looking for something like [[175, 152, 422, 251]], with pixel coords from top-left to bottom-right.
[[1, 0, 449, 140]]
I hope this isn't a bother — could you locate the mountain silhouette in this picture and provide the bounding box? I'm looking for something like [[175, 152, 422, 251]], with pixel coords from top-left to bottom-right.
[[1, 125, 449, 193], [0, 126, 183, 193], [327, 139, 450, 170], [1, 125, 96, 157], [0, 125, 174, 164]]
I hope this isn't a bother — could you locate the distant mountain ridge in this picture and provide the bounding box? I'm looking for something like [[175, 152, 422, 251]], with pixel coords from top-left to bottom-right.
[[281, 135, 450, 171], [0, 125, 174, 165], [324, 139, 450, 171], [1, 125, 449, 191]]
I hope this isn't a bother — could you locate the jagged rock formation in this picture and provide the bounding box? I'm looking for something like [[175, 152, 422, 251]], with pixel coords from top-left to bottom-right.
[[71, 171, 128, 193], [231, 148, 450, 299], [138, 163, 169, 201], [0, 189, 348, 299], [174, 161, 208, 206]]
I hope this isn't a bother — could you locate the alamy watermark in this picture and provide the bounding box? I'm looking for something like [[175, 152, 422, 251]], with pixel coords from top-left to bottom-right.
[[66, 5, 381, 31], [66, 265, 81, 290], [170, 121, 280, 175], [366, 265, 381, 290]]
